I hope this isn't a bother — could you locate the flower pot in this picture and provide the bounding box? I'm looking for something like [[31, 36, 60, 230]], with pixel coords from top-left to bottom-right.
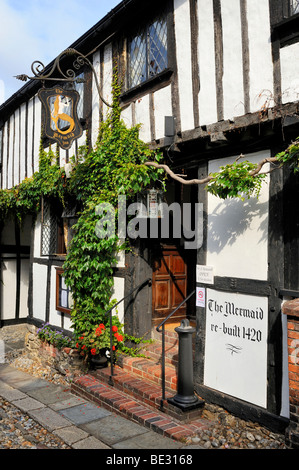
[[90, 349, 108, 370]]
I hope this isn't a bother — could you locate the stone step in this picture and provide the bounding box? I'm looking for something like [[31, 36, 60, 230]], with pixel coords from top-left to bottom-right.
[[71, 369, 208, 443]]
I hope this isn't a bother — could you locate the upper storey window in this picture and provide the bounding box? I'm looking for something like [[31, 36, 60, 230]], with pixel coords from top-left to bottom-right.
[[128, 14, 168, 89], [290, 0, 299, 15]]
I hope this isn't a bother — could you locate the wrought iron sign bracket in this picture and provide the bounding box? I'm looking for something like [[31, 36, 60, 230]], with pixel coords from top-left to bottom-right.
[[15, 47, 112, 108], [16, 48, 113, 150]]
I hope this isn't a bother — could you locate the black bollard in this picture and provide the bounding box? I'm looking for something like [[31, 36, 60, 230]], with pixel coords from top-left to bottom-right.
[[168, 319, 203, 410]]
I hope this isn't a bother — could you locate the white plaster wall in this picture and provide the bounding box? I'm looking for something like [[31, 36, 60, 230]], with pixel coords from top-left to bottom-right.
[[20, 103, 27, 183], [77, 129, 87, 150], [2, 121, 8, 190], [280, 42, 299, 104], [92, 50, 101, 148], [135, 95, 151, 143], [247, 0, 274, 113], [207, 151, 270, 280], [197, 0, 218, 125], [14, 108, 20, 186], [20, 259, 29, 319], [33, 96, 41, 173], [8, 114, 14, 189], [1, 260, 16, 320], [121, 104, 133, 129], [112, 276, 125, 325], [153, 85, 172, 140], [102, 44, 113, 119], [221, 0, 244, 119], [60, 149, 67, 168], [27, 97, 34, 179], [174, 0, 194, 132], [33, 215, 42, 259], [32, 263, 48, 322]]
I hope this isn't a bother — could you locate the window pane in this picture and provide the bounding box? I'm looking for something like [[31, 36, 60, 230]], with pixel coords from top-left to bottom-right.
[[75, 73, 84, 119], [41, 199, 57, 256], [148, 19, 168, 78], [130, 33, 147, 88], [128, 15, 167, 89], [290, 0, 299, 15]]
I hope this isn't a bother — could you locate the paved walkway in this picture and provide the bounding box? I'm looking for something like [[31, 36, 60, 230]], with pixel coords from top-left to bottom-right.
[[0, 363, 203, 450]]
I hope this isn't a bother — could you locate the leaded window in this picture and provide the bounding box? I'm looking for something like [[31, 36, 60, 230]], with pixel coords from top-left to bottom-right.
[[128, 14, 168, 89], [41, 198, 66, 256], [290, 0, 299, 15]]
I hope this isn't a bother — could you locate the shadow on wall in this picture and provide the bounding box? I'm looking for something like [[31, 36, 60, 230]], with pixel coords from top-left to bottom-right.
[[207, 196, 269, 255]]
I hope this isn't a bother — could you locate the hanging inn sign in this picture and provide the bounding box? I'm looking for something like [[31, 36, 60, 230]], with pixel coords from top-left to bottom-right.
[[15, 48, 112, 150], [38, 86, 82, 150]]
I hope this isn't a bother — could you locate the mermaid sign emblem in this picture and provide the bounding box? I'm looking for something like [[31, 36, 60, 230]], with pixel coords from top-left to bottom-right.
[[38, 86, 83, 150]]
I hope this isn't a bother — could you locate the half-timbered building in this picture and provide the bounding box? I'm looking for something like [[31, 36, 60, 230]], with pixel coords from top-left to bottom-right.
[[0, 0, 299, 433]]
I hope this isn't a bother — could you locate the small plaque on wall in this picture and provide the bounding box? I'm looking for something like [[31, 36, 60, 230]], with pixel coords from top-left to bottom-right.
[[196, 265, 214, 285]]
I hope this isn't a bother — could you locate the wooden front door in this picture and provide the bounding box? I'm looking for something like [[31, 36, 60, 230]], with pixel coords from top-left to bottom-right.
[[152, 245, 187, 326]]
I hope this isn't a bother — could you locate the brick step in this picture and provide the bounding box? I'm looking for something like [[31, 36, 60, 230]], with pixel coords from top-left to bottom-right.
[[139, 327, 195, 368], [95, 364, 175, 409], [71, 370, 208, 443], [151, 328, 179, 347], [136, 341, 179, 368], [117, 354, 178, 392]]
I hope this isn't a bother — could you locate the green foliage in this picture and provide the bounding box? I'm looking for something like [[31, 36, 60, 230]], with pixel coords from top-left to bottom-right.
[[0, 139, 68, 223], [276, 137, 299, 173], [62, 69, 165, 343], [207, 160, 267, 200]]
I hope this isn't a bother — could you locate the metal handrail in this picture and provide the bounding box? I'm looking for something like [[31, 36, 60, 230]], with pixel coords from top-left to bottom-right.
[[104, 277, 151, 385], [156, 289, 195, 409]]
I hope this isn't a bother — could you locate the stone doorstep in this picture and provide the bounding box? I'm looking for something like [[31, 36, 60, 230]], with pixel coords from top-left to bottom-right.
[[71, 374, 210, 443]]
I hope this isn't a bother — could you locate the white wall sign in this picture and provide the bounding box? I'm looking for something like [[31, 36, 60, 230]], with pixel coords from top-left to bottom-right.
[[196, 287, 206, 307], [204, 289, 268, 408], [196, 265, 214, 284]]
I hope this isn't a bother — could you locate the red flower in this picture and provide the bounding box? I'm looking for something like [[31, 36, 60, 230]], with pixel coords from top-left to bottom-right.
[[82, 345, 86, 350], [112, 325, 118, 332], [112, 345, 116, 351], [114, 333, 123, 342], [76, 343, 79, 348], [90, 348, 97, 355], [95, 327, 102, 336]]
